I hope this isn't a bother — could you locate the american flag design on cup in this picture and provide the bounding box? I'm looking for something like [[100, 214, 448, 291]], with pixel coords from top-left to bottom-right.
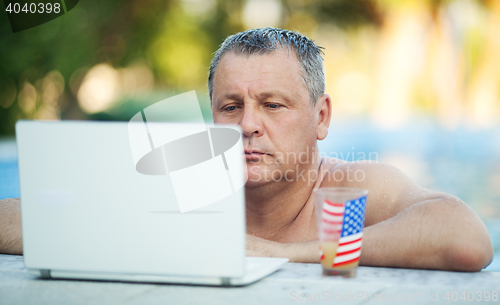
[[319, 196, 367, 268]]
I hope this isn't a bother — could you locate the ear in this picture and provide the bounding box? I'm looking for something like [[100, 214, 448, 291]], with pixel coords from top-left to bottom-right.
[[315, 94, 331, 141]]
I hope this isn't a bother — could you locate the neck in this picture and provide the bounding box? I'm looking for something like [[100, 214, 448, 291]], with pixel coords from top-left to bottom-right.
[[245, 150, 322, 239]]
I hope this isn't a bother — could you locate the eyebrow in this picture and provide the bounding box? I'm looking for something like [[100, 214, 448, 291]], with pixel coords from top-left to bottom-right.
[[215, 90, 293, 106], [256, 91, 293, 104]]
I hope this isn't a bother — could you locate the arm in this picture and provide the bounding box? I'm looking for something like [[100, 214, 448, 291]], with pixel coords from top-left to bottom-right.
[[247, 234, 319, 263], [247, 162, 493, 271], [360, 192, 493, 271], [336, 162, 494, 271], [0, 198, 23, 255]]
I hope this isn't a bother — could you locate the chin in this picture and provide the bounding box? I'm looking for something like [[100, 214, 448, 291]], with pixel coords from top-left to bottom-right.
[[244, 162, 283, 188]]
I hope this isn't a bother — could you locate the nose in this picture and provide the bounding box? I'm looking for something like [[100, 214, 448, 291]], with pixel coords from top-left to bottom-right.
[[240, 104, 264, 138]]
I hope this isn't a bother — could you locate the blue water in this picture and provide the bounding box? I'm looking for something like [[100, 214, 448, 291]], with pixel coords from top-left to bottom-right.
[[0, 160, 19, 199]]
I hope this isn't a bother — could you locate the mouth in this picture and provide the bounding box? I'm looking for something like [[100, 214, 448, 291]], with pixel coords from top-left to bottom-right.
[[244, 149, 268, 161]]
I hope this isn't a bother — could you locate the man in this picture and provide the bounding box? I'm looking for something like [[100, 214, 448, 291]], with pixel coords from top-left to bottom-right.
[[207, 27, 493, 271], [0, 28, 494, 271]]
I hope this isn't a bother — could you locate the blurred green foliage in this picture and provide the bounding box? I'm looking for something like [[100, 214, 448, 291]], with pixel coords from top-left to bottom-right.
[[0, 0, 390, 136], [0, 0, 247, 135]]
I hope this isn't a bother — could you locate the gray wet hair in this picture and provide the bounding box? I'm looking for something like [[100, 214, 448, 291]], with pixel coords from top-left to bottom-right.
[[208, 27, 325, 105]]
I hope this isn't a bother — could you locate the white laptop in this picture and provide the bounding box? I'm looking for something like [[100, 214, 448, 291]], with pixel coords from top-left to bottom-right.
[[15, 120, 288, 286]]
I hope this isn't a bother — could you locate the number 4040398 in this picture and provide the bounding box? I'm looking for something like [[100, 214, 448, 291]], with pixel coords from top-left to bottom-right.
[[5, 2, 61, 14]]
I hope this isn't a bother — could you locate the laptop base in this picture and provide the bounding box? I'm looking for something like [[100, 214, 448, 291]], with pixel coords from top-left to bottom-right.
[[29, 257, 289, 287]]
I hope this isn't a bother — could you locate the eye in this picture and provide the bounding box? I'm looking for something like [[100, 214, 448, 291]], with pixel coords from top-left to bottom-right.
[[223, 105, 239, 112], [267, 103, 281, 109]]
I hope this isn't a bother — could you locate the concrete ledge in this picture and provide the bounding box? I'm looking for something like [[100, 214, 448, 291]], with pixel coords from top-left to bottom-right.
[[1, 254, 499, 305]]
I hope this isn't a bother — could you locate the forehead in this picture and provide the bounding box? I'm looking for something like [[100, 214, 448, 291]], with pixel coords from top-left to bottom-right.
[[212, 49, 306, 99]]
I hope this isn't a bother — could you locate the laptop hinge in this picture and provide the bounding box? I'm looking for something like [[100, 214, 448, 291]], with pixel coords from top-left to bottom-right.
[[221, 277, 230, 286], [40, 269, 51, 279]]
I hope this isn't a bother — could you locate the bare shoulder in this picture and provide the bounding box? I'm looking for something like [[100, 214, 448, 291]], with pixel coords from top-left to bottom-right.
[[320, 159, 451, 226], [320, 158, 412, 190]]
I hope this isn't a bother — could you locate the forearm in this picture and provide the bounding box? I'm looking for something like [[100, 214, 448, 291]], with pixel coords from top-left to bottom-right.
[[281, 240, 320, 263], [246, 234, 320, 263], [0, 198, 23, 255], [360, 197, 493, 271]]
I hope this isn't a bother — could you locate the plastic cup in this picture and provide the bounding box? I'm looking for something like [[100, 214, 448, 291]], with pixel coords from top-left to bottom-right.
[[314, 187, 368, 278]]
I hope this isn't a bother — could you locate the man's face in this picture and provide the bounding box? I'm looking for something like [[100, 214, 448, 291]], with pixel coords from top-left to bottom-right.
[[211, 49, 320, 188]]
